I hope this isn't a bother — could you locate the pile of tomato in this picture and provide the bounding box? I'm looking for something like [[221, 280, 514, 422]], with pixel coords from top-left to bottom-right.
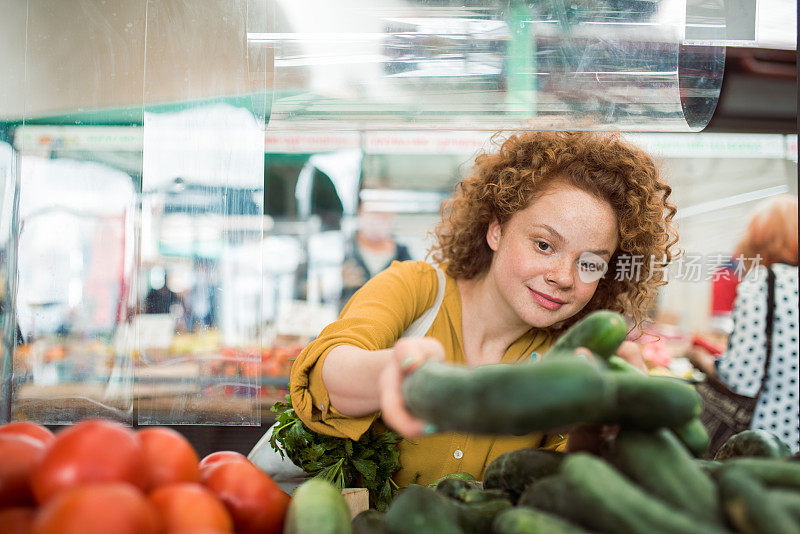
[[0, 419, 291, 534]]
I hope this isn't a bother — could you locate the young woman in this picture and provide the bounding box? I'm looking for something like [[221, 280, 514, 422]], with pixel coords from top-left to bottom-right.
[[290, 131, 678, 485]]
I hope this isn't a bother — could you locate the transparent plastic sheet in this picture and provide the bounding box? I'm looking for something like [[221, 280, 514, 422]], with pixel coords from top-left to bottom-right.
[[137, 0, 269, 425], [262, 0, 727, 131], [0, 0, 26, 423], [7, 2, 146, 425]]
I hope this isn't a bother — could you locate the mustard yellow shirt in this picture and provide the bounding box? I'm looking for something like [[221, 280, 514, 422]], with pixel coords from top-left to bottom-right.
[[290, 260, 566, 486]]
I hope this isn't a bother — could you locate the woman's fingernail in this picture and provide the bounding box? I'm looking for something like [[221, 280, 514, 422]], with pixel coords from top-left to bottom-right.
[[401, 355, 417, 370], [422, 423, 438, 435]]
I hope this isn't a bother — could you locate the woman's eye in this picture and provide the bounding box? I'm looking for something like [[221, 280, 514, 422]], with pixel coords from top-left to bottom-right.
[[535, 241, 552, 252]]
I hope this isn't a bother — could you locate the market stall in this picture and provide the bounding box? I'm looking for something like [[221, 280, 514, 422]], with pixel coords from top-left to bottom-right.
[[1, 0, 797, 532]]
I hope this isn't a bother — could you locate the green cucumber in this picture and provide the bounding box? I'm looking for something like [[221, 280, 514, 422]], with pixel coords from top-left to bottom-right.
[[402, 357, 614, 435], [428, 472, 478, 486], [771, 489, 800, 523], [607, 354, 644, 374], [459, 488, 510, 504], [544, 311, 628, 361], [671, 417, 711, 457], [453, 496, 512, 534], [435, 479, 482, 500], [695, 458, 723, 474], [720, 457, 800, 490], [491, 507, 590, 534], [715, 465, 798, 534], [517, 474, 575, 519], [603, 372, 702, 429], [284, 478, 353, 534], [606, 428, 722, 524], [557, 453, 729, 534], [715, 429, 792, 460], [483, 448, 564, 503], [385, 485, 463, 534], [352, 510, 387, 534]]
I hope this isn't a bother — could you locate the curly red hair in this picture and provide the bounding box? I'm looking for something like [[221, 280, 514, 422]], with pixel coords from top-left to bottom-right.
[[734, 194, 798, 270], [430, 131, 679, 333]]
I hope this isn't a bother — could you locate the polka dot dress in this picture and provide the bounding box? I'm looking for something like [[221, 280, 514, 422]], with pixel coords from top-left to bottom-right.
[[716, 264, 800, 453]]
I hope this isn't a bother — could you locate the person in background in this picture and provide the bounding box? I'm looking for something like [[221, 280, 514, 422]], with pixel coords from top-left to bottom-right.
[[144, 266, 183, 315], [689, 194, 799, 452], [291, 131, 676, 486], [340, 203, 412, 307]]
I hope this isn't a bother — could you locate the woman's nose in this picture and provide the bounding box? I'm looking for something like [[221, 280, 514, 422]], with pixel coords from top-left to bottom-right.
[[545, 259, 574, 287]]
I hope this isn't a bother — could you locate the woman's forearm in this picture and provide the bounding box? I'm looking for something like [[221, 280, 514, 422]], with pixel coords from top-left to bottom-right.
[[321, 344, 395, 417]]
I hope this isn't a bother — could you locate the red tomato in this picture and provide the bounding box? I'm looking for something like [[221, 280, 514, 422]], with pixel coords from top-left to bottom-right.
[[198, 451, 249, 478], [31, 419, 146, 503], [138, 427, 200, 490], [0, 434, 47, 507], [0, 507, 35, 534], [32, 483, 160, 534], [149, 482, 233, 532], [167, 529, 231, 534], [0, 422, 55, 447], [202, 461, 290, 534]]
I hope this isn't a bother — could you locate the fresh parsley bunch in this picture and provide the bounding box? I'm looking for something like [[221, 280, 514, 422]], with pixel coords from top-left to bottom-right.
[[269, 394, 402, 510]]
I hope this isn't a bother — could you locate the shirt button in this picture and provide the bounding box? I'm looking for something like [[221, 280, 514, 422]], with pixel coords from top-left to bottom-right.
[[453, 449, 463, 459]]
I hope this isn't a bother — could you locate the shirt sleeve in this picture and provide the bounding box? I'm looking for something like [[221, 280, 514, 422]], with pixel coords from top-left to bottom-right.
[[540, 432, 568, 452], [716, 267, 770, 397], [290, 260, 438, 440]]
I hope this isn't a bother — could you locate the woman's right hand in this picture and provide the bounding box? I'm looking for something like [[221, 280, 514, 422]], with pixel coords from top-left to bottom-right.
[[378, 337, 445, 438]]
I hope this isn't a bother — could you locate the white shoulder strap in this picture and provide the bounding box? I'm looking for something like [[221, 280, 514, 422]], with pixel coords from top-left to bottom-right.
[[400, 267, 446, 339]]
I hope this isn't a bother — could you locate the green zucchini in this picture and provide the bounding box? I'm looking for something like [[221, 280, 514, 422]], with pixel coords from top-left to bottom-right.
[[603, 372, 702, 429], [605, 428, 722, 524], [284, 478, 353, 534], [482, 448, 564, 503], [557, 453, 729, 534], [715, 465, 798, 534], [352, 510, 387, 534], [720, 457, 800, 490], [402, 357, 614, 435], [491, 507, 590, 534], [715, 429, 792, 460], [671, 417, 711, 457], [385, 485, 463, 534], [544, 310, 628, 361]]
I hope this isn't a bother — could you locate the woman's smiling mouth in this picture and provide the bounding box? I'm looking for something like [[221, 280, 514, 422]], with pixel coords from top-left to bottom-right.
[[529, 288, 565, 311]]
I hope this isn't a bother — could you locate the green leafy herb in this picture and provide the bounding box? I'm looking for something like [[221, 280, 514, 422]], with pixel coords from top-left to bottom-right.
[[269, 394, 402, 511]]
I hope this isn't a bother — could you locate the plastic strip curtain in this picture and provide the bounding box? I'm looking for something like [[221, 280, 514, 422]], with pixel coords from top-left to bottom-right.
[[262, 0, 727, 132], [138, 0, 269, 425], [7, 1, 144, 424]]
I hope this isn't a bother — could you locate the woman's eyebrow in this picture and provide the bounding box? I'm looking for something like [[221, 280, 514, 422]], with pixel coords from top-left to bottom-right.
[[534, 224, 612, 256], [532, 223, 564, 243]]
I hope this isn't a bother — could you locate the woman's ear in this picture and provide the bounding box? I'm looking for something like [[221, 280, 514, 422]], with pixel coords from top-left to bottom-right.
[[486, 219, 502, 251]]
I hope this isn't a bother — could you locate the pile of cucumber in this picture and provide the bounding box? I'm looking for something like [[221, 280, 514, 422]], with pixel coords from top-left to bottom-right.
[[282, 311, 800, 533]]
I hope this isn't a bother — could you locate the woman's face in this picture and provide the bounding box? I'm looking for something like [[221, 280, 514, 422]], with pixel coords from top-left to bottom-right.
[[486, 182, 619, 329]]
